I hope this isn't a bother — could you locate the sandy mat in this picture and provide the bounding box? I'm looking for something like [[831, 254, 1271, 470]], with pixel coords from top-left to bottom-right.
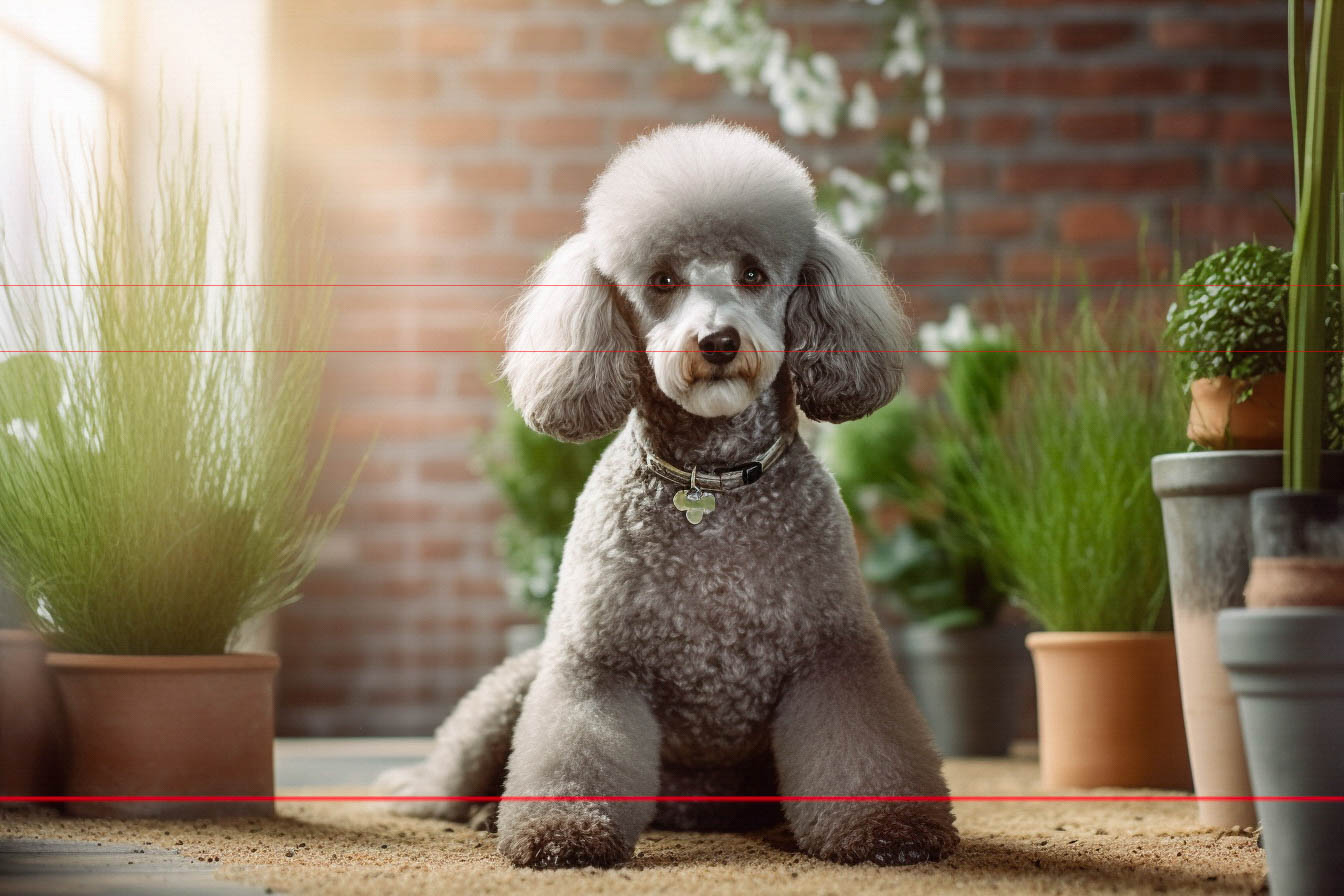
[[1, 756, 1266, 895]]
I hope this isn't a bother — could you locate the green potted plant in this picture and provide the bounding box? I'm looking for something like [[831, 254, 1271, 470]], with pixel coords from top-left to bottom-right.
[[480, 398, 610, 653], [0, 354, 64, 798], [960, 298, 1191, 789], [1219, 3, 1344, 890], [0, 132, 348, 818], [828, 306, 1031, 757], [1153, 242, 1344, 827]]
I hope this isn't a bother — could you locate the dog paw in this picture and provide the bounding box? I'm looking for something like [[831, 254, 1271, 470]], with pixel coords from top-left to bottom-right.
[[802, 805, 959, 866], [497, 804, 632, 869], [372, 764, 462, 819]]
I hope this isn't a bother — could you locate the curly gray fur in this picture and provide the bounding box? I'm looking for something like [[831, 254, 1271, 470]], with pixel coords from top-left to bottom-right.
[[376, 122, 957, 869]]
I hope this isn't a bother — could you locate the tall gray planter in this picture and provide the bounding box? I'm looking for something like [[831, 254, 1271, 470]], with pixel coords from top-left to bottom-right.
[[894, 622, 1033, 757], [1151, 450, 1344, 827], [1219, 608, 1344, 896]]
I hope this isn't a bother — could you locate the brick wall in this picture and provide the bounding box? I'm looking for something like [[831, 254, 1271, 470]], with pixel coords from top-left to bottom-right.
[[267, 0, 1293, 735]]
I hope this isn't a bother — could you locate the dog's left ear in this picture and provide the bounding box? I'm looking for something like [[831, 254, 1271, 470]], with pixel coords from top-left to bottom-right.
[[785, 222, 911, 423]]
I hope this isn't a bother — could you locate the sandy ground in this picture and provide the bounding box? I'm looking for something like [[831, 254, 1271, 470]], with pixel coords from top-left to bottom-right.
[[1, 753, 1266, 896]]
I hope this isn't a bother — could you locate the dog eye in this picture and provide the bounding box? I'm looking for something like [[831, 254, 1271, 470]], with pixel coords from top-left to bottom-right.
[[648, 271, 679, 293], [740, 267, 766, 286]]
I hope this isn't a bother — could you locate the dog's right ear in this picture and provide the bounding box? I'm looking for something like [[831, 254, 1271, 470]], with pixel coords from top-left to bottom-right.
[[502, 232, 638, 442]]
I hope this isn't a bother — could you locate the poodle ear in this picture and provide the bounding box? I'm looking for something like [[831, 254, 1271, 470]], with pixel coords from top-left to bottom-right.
[[785, 222, 911, 423], [503, 233, 638, 442]]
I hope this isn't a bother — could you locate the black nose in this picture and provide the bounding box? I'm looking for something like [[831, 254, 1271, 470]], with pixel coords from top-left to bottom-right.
[[698, 328, 740, 365]]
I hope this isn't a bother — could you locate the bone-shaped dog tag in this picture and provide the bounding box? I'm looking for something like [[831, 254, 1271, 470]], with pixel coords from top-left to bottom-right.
[[673, 488, 716, 525]]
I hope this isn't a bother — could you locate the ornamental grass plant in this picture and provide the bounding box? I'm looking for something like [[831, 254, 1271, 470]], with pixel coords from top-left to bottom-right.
[[951, 296, 1187, 633], [0, 130, 348, 655]]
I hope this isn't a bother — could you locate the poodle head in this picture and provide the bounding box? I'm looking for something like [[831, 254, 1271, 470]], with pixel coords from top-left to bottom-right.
[[504, 122, 909, 442]]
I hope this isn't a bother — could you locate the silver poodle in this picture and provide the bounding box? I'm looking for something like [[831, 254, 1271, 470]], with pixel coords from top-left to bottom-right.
[[376, 121, 958, 869]]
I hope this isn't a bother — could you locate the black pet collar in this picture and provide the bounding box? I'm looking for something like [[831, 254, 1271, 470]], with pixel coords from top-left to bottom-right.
[[643, 433, 795, 525]]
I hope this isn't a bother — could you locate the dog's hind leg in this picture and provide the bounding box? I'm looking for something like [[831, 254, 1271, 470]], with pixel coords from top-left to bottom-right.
[[374, 646, 541, 820]]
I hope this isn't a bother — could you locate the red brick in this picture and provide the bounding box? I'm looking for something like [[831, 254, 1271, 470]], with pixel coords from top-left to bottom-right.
[[517, 116, 605, 147], [414, 204, 495, 238], [326, 365, 439, 398], [1058, 203, 1138, 245], [418, 115, 501, 147], [957, 207, 1036, 239], [951, 23, 1035, 51], [1183, 64, 1261, 95], [1153, 108, 1217, 141], [511, 206, 584, 240], [886, 250, 995, 283], [971, 113, 1034, 145], [343, 500, 440, 525], [1217, 109, 1292, 143], [942, 160, 994, 189], [549, 161, 603, 195], [656, 69, 724, 100], [449, 161, 532, 193], [365, 68, 439, 102], [511, 24, 585, 53], [786, 23, 875, 53], [360, 540, 408, 563], [999, 65, 1184, 97], [420, 537, 467, 560], [1151, 19, 1285, 52], [1003, 249, 1066, 283], [1000, 159, 1202, 192], [1051, 22, 1137, 52], [462, 68, 541, 100], [1055, 111, 1144, 143], [875, 211, 938, 240], [1218, 156, 1295, 191], [601, 23, 660, 57], [555, 69, 632, 100], [416, 24, 489, 56]]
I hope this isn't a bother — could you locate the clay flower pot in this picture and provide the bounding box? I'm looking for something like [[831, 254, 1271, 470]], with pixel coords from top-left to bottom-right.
[[1186, 373, 1284, 449], [895, 621, 1033, 757], [47, 652, 279, 818], [0, 629, 63, 797], [1026, 632, 1191, 790]]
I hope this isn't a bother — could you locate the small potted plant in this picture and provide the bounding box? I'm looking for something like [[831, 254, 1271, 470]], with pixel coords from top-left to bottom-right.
[[0, 131, 349, 818], [481, 399, 610, 654], [961, 298, 1191, 789], [1218, 3, 1344, 890], [1152, 241, 1344, 827], [828, 307, 1032, 757]]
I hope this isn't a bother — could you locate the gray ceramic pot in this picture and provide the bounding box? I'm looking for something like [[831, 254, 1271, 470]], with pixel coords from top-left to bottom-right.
[[1219, 608, 1344, 896], [1152, 451, 1344, 827], [894, 622, 1033, 757]]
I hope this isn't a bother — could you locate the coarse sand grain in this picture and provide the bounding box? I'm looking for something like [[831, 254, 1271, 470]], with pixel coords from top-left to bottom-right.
[[1, 753, 1267, 895]]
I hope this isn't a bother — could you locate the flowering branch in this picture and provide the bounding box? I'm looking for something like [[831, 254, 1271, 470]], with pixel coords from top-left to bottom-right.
[[605, 0, 945, 237]]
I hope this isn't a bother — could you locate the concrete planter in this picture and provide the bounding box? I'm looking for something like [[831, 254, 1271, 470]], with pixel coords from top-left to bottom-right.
[[48, 652, 279, 818], [1151, 451, 1344, 826], [1220, 608, 1344, 895], [894, 622, 1032, 757]]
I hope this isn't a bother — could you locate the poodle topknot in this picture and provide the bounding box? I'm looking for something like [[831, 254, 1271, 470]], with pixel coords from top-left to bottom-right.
[[377, 121, 958, 870]]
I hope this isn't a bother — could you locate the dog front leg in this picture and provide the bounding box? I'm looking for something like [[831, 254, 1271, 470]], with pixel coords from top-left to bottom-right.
[[496, 663, 659, 868], [772, 637, 959, 865]]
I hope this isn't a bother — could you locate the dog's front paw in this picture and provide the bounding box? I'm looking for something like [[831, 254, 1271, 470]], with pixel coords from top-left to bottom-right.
[[497, 803, 632, 869], [372, 764, 465, 820], [800, 804, 959, 866]]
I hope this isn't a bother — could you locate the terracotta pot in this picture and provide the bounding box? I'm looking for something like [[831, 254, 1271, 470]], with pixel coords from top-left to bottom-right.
[[1187, 373, 1284, 449], [0, 630, 63, 797], [47, 652, 279, 818], [1026, 632, 1192, 790]]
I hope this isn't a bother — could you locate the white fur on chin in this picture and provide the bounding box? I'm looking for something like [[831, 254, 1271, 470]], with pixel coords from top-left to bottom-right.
[[676, 377, 757, 418]]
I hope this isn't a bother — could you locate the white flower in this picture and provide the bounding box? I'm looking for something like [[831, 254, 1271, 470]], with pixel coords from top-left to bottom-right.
[[888, 170, 911, 192], [909, 116, 929, 148], [919, 304, 998, 366], [828, 167, 885, 236], [925, 93, 946, 122], [769, 53, 845, 137], [847, 80, 879, 129]]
